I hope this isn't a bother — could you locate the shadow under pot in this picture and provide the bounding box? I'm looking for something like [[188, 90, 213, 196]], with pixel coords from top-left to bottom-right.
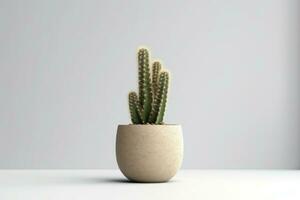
[[116, 124, 183, 183]]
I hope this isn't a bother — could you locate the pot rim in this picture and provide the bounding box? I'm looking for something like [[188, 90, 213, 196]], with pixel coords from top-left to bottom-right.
[[118, 124, 181, 126]]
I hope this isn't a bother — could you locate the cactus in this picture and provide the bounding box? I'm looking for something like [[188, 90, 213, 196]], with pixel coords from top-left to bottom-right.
[[128, 47, 170, 124]]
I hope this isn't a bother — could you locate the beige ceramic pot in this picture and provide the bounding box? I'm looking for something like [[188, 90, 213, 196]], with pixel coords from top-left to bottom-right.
[[116, 124, 183, 183]]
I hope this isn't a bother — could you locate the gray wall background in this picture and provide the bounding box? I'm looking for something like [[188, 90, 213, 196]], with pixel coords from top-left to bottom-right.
[[0, 0, 299, 169]]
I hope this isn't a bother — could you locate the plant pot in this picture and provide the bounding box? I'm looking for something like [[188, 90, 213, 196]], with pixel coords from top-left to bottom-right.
[[116, 124, 183, 183]]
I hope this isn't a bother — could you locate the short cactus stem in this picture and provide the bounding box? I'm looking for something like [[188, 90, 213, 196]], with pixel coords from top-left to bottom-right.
[[152, 61, 161, 96], [128, 92, 142, 124], [149, 71, 169, 124], [155, 72, 169, 124]]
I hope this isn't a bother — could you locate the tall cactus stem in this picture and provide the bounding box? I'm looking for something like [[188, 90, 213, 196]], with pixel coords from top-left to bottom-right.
[[138, 48, 152, 122]]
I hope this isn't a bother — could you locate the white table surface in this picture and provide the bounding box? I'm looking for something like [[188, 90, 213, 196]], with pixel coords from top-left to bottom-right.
[[0, 170, 299, 200]]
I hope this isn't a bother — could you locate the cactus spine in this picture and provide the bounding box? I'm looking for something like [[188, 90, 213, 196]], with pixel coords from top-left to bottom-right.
[[128, 47, 170, 124]]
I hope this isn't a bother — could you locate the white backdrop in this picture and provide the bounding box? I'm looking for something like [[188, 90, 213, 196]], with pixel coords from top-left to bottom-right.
[[0, 0, 299, 168]]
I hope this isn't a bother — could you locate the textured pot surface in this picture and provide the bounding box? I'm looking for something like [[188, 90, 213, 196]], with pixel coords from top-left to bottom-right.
[[116, 125, 183, 183]]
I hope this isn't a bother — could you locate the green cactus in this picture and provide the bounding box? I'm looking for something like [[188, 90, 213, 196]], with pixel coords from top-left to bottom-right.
[[149, 71, 169, 123], [152, 61, 161, 96], [128, 47, 170, 124], [155, 72, 169, 124], [138, 48, 152, 122], [128, 92, 143, 124]]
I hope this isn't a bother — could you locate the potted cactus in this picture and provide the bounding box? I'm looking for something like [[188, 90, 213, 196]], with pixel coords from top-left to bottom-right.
[[116, 47, 183, 183]]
